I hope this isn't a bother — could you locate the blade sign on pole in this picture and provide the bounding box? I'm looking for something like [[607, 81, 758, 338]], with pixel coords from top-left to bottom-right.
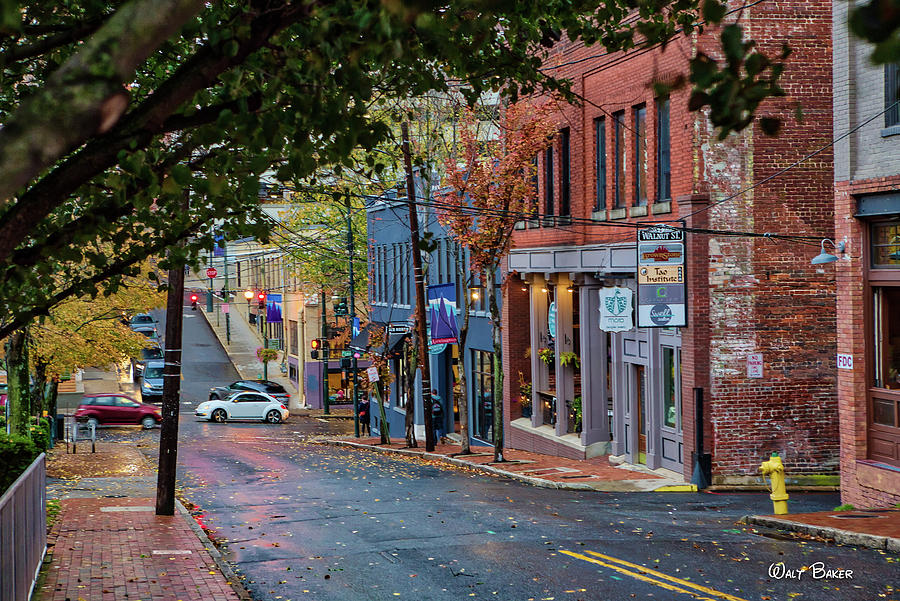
[[636, 223, 687, 328]]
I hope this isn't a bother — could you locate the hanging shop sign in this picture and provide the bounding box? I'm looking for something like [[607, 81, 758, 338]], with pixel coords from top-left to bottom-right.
[[548, 301, 557, 339], [598, 287, 634, 332], [636, 224, 687, 327]]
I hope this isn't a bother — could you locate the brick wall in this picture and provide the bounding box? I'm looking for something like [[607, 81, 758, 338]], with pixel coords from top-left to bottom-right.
[[506, 1, 840, 481], [835, 177, 900, 507]]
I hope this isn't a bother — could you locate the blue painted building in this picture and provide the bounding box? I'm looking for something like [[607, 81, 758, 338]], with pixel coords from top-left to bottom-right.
[[364, 189, 499, 447]]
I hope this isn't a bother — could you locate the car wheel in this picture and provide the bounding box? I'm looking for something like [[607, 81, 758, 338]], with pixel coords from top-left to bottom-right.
[[141, 416, 156, 429], [265, 409, 282, 424], [86, 417, 100, 430], [211, 408, 227, 423]]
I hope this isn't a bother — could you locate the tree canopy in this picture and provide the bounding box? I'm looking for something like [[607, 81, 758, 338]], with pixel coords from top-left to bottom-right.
[[0, 0, 895, 340]]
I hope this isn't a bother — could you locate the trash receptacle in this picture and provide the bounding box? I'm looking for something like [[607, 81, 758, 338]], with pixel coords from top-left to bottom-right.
[[55, 414, 65, 441]]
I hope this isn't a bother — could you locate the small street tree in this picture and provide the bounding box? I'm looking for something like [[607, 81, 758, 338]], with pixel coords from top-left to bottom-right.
[[438, 101, 556, 462]]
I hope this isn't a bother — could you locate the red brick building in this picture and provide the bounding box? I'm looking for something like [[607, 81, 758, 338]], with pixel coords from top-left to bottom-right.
[[831, 2, 900, 505], [503, 1, 839, 485]]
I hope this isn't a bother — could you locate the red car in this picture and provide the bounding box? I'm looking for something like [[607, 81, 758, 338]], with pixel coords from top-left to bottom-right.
[[74, 394, 161, 429]]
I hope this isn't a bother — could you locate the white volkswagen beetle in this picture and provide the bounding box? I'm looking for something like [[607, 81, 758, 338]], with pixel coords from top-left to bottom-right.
[[195, 391, 289, 424]]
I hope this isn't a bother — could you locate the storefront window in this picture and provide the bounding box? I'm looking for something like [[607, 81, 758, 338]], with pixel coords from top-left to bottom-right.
[[663, 347, 677, 428], [871, 222, 900, 268], [472, 350, 495, 441], [874, 287, 900, 391]]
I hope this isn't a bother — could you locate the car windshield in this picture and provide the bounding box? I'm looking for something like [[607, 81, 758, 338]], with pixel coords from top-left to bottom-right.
[[137, 330, 156, 338], [144, 367, 164, 379], [142, 347, 163, 360]]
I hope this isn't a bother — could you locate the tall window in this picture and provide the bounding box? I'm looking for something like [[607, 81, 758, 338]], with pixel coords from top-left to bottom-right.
[[397, 345, 410, 408], [472, 349, 495, 441], [594, 118, 606, 212], [529, 155, 539, 226], [886, 64, 899, 128], [614, 111, 625, 208], [559, 128, 571, 216], [544, 146, 554, 217], [289, 320, 298, 355], [662, 347, 681, 430], [656, 98, 671, 201], [868, 221, 900, 467], [634, 105, 647, 206]]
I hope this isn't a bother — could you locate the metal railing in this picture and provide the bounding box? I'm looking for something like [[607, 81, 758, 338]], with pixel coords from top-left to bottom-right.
[[0, 453, 47, 601]]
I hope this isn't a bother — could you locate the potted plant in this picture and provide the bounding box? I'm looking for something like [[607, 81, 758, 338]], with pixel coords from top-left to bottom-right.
[[571, 395, 582, 432], [538, 347, 554, 365], [560, 351, 580, 370], [518, 372, 532, 418]]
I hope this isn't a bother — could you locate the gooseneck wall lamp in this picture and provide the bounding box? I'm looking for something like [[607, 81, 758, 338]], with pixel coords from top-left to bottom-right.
[[811, 238, 846, 265]]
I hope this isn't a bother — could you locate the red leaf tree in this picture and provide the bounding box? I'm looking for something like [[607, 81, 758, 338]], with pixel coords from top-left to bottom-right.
[[437, 101, 555, 461]]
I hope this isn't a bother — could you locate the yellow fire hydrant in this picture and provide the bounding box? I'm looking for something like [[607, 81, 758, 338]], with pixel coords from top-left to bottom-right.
[[759, 452, 789, 515]]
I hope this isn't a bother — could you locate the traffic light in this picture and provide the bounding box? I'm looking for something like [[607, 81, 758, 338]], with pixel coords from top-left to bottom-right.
[[311, 338, 320, 359], [334, 297, 348, 316], [340, 356, 352, 369], [257, 291, 266, 310], [190, 293, 198, 310], [321, 339, 330, 360]]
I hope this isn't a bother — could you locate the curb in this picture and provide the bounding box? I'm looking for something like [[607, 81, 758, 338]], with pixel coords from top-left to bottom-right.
[[315, 439, 691, 493], [743, 515, 900, 553], [176, 499, 254, 601]]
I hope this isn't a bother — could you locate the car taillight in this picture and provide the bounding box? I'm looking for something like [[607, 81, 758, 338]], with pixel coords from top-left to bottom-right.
[[280, 405, 287, 410]]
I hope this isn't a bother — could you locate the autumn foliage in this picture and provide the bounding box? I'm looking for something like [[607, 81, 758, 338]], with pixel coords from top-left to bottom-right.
[[437, 101, 556, 279]]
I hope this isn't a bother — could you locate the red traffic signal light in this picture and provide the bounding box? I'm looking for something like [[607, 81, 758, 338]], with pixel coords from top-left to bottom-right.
[[311, 339, 321, 350], [190, 294, 198, 302], [257, 292, 266, 301]]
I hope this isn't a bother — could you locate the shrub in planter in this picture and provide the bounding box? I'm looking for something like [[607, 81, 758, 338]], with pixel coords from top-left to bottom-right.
[[28, 417, 51, 452], [0, 433, 40, 493]]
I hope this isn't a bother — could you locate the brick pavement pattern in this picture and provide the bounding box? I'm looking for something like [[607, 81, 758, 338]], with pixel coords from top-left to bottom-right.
[[38, 497, 240, 601], [341, 437, 662, 482]]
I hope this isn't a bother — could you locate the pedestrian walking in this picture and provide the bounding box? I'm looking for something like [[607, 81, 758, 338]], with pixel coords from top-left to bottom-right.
[[431, 389, 445, 443], [358, 392, 371, 436]]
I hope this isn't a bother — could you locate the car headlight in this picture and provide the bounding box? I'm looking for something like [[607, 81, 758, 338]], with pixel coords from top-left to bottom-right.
[[142, 380, 151, 389]]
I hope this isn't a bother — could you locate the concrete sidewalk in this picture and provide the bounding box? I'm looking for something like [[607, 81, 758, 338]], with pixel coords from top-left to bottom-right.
[[37, 443, 247, 601]]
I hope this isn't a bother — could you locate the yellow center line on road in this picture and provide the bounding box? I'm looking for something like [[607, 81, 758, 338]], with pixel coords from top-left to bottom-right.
[[559, 549, 749, 601]]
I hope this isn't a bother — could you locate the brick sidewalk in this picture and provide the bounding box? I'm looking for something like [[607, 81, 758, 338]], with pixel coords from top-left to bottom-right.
[[324, 437, 693, 492], [38, 497, 242, 601]]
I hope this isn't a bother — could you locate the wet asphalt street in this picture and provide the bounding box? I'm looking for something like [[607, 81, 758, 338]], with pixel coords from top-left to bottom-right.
[[100, 309, 898, 601]]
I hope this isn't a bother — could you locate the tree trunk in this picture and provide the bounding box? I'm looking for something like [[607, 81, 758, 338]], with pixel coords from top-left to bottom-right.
[[47, 379, 59, 444], [33, 358, 48, 416], [455, 246, 471, 455], [5, 329, 31, 436], [404, 339, 417, 448], [487, 267, 504, 463]]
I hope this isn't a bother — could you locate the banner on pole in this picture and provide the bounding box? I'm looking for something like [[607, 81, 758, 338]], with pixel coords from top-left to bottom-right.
[[266, 293, 283, 323], [427, 283, 459, 344]]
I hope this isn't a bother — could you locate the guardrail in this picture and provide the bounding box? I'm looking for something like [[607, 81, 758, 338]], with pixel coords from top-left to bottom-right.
[[0, 453, 47, 601]]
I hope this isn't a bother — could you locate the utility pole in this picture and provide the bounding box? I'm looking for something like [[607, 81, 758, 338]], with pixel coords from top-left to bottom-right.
[[346, 195, 360, 437], [401, 122, 435, 452], [206, 243, 214, 312], [321, 288, 329, 414], [261, 261, 268, 380], [156, 195, 187, 516], [223, 240, 231, 344]]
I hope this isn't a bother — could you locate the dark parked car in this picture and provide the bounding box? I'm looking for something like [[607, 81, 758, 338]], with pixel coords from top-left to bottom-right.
[[140, 360, 164, 403], [209, 380, 290, 404], [74, 394, 161, 429], [132, 326, 160, 344], [129, 313, 157, 327], [133, 344, 163, 377]]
